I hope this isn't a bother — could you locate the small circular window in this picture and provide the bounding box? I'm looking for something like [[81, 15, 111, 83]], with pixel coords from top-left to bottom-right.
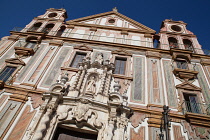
[[48, 13, 57, 18], [171, 25, 182, 32], [108, 19, 115, 24]]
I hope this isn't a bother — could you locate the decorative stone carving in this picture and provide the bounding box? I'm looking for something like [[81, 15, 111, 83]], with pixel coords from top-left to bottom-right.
[[28, 54, 132, 140], [85, 75, 97, 95], [95, 53, 104, 65]]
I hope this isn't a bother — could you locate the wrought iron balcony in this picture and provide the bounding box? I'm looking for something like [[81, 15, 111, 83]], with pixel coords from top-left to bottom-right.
[[181, 101, 210, 115]]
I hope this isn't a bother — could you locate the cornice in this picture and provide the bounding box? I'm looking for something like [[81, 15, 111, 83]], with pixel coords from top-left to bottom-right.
[[113, 74, 133, 80], [33, 17, 64, 22], [61, 67, 79, 72], [159, 31, 196, 37], [4, 85, 45, 94], [9, 32, 210, 60], [130, 106, 210, 128]]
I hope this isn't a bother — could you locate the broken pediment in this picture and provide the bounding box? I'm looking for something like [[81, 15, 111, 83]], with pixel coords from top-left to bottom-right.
[[67, 11, 155, 33], [5, 57, 25, 66], [112, 49, 132, 56], [74, 44, 93, 51], [176, 81, 201, 91]]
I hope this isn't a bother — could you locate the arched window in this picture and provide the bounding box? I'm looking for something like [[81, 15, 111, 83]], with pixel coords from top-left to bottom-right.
[[168, 37, 178, 48], [43, 23, 54, 34], [56, 26, 66, 36], [183, 39, 193, 51], [30, 22, 42, 31]]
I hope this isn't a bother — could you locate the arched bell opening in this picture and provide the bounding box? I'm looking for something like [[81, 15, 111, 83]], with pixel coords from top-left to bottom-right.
[[168, 37, 178, 48], [56, 26, 66, 37]]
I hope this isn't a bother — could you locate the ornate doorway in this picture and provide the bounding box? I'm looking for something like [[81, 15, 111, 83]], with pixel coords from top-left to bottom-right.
[[53, 127, 98, 140]]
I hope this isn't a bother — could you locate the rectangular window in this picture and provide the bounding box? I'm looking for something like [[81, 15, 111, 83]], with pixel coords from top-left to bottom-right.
[[25, 42, 36, 49], [114, 57, 127, 75], [0, 66, 16, 82], [183, 94, 200, 113], [176, 59, 188, 69], [70, 52, 86, 68]]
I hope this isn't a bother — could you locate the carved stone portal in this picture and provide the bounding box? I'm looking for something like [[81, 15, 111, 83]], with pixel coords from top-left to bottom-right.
[[27, 56, 132, 140]]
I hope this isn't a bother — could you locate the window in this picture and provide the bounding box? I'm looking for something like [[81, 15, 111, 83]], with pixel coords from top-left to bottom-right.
[[176, 58, 188, 69], [114, 57, 127, 75], [70, 52, 86, 68], [24, 41, 36, 49], [0, 66, 16, 82], [183, 93, 201, 113], [168, 37, 178, 48]]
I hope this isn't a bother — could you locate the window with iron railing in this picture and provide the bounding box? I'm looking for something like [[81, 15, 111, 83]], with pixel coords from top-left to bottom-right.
[[0, 66, 16, 82], [181, 93, 210, 115], [183, 94, 200, 114]]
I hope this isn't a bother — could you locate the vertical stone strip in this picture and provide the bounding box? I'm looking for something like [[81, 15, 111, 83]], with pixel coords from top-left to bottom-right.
[[163, 60, 177, 108], [202, 66, 210, 83], [148, 127, 161, 140], [7, 105, 36, 140], [148, 59, 163, 105], [26, 47, 53, 83], [41, 47, 71, 88], [195, 65, 210, 102], [132, 56, 145, 103], [0, 46, 15, 68], [0, 95, 8, 107], [173, 125, 185, 140], [0, 100, 22, 138], [16, 44, 46, 83]]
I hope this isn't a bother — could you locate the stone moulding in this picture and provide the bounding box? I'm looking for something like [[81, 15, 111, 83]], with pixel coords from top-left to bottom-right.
[[173, 68, 198, 80], [14, 46, 35, 56], [185, 112, 210, 127]]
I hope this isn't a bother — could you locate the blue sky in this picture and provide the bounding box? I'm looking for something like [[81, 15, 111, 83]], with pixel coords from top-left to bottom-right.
[[0, 0, 209, 50]]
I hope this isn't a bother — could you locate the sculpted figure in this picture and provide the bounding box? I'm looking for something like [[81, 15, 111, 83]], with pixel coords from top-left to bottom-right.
[[86, 76, 96, 94], [95, 53, 103, 64]]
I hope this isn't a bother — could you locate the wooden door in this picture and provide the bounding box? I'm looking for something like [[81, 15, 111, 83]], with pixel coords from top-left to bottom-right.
[[53, 127, 97, 140]]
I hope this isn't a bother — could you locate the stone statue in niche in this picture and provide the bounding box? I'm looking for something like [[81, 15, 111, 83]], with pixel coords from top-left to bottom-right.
[[95, 53, 103, 64], [85, 76, 96, 94]]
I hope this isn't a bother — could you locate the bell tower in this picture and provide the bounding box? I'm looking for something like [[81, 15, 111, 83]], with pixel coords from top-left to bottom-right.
[[156, 19, 203, 54]]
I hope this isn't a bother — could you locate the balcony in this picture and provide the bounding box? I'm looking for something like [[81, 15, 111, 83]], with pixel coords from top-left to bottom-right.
[[181, 101, 210, 115], [14, 41, 38, 56], [181, 101, 210, 127]]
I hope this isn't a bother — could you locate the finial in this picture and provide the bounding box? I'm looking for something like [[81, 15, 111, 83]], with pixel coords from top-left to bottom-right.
[[113, 7, 118, 12]]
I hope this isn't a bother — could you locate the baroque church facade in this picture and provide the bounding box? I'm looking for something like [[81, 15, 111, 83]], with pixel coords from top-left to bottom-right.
[[0, 8, 210, 140]]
